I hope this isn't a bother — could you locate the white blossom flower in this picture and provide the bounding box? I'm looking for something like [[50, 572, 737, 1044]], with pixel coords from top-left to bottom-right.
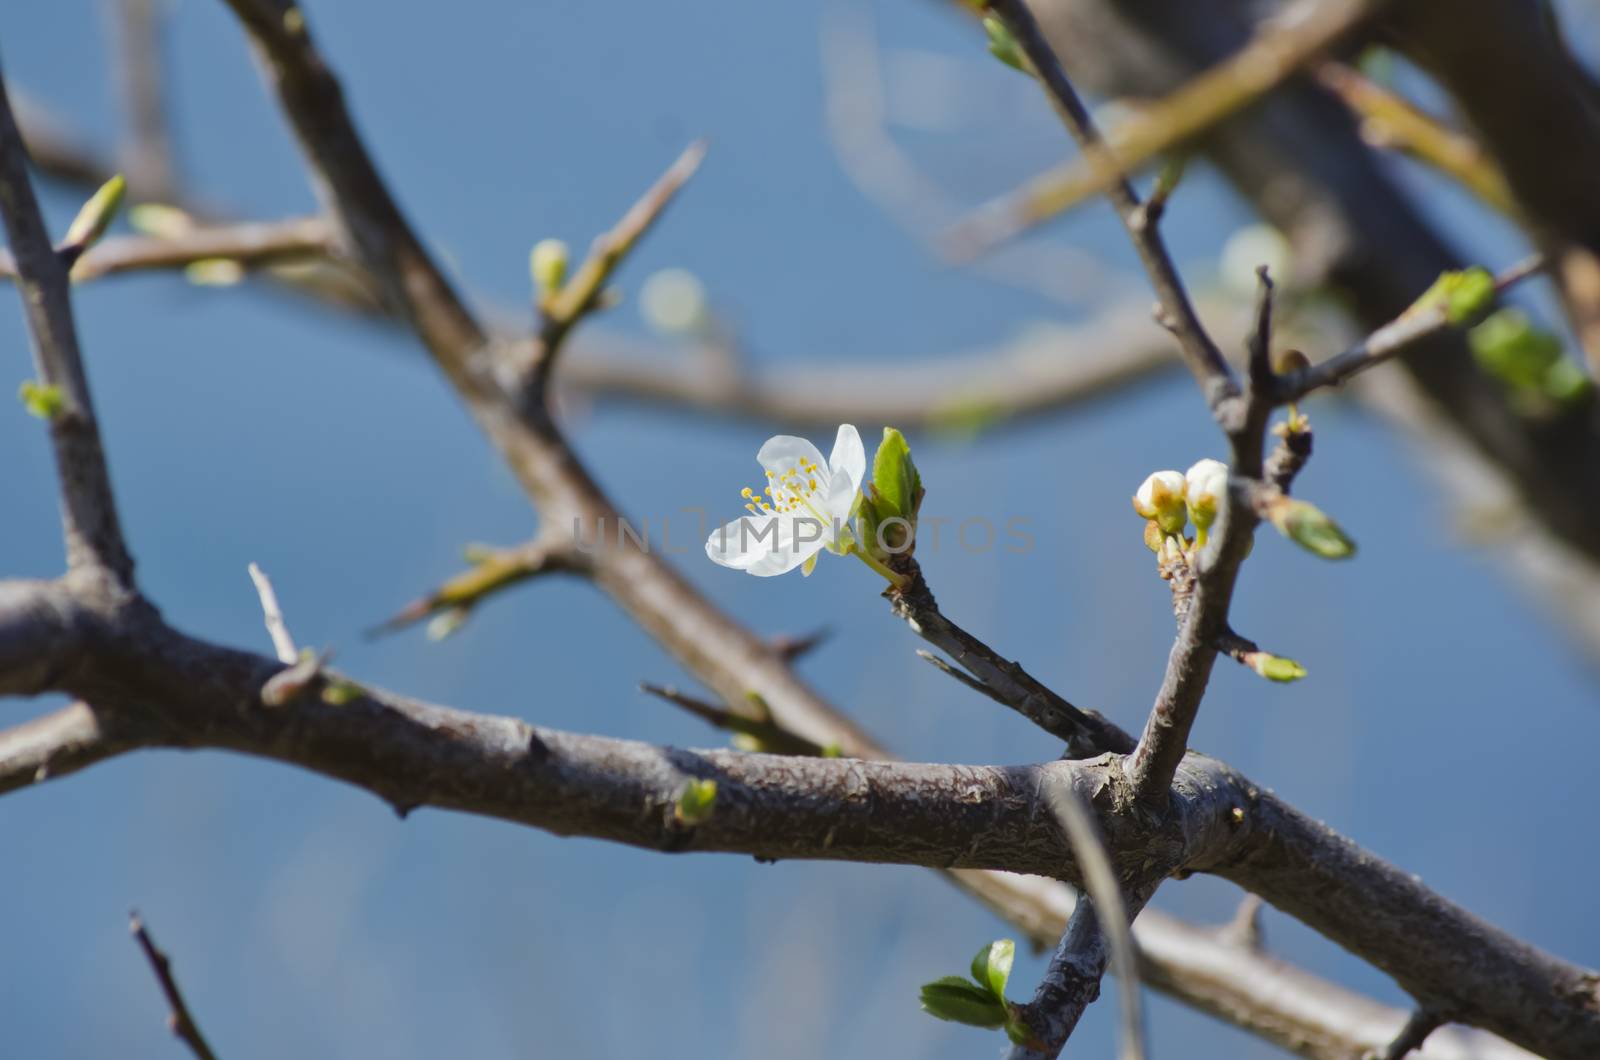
[[1132, 470, 1188, 535], [1184, 458, 1229, 542], [706, 424, 866, 577]]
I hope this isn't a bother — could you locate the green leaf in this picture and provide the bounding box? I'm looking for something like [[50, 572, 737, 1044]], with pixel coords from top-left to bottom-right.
[[970, 939, 1014, 1001], [871, 428, 921, 523], [61, 174, 126, 253], [18, 380, 64, 420], [674, 778, 718, 826], [918, 977, 1009, 1029], [1469, 309, 1563, 390], [1276, 499, 1356, 560]]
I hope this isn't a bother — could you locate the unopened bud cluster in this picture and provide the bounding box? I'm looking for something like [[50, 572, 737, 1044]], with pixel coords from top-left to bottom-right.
[[1133, 459, 1230, 557]]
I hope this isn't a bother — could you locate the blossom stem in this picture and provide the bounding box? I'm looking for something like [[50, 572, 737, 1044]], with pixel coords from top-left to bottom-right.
[[851, 543, 909, 587]]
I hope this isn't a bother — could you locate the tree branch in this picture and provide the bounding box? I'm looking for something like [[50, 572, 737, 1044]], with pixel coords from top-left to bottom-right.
[[111, 0, 180, 201], [1282, 254, 1546, 400], [986, 0, 1236, 412], [526, 140, 706, 394], [6, 593, 1592, 1055], [129, 912, 219, 1060], [950, 0, 1386, 258], [0, 71, 135, 585], [0, 701, 149, 795], [887, 559, 1134, 757], [0, 215, 335, 283]]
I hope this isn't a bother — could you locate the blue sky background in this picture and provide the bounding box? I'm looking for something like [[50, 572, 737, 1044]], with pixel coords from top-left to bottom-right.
[[2, 1, 1597, 1057]]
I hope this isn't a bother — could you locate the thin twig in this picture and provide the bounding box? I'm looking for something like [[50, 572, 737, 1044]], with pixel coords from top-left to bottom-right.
[[771, 627, 831, 662], [529, 141, 707, 390], [371, 534, 581, 636], [890, 561, 1134, 757], [1315, 62, 1514, 217], [10, 216, 332, 282], [639, 682, 827, 757], [0, 68, 134, 583], [129, 913, 220, 1060], [247, 563, 298, 664], [111, 0, 180, 200], [949, 0, 1385, 258], [984, 0, 1236, 414], [1378, 1008, 1444, 1060], [1283, 254, 1546, 399], [1218, 894, 1266, 952]]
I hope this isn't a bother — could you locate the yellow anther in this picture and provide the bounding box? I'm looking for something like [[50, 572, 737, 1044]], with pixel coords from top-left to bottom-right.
[[808, 478, 817, 490]]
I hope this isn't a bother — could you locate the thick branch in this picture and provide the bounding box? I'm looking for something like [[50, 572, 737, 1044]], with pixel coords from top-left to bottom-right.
[[0, 701, 150, 794], [1009, 897, 1112, 1059], [10, 598, 1592, 1054]]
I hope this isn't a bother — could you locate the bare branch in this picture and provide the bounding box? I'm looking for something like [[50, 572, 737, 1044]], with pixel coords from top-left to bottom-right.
[[246, 563, 298, 664], [0, 701, 147, 795], [217, 0, 489, 372], [1008, 898, 1111, 1059], [770, 627, 830, 663], [4, 215, 333, 283], [0, 71, 134, 584], [1284, 254, 1547, 400], [111, 0, 180, 200], [889, 560, 1134, 757], [1007, 783, 1148, 1060], [984, 0, 1236, 410], [638, 682, 828, 758], [1314, 62, 1514, 217], [1380, 1009, 1446, 1060], [950, 0, 1385, 257], [371, 533, 582, 636], [129, 912, 219, 1060], [528, 141, 706, 391]]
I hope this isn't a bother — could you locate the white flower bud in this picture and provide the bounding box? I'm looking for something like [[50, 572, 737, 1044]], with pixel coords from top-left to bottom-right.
[[1184, 458, 1229, 537], [1132, 470, 1187, 535]]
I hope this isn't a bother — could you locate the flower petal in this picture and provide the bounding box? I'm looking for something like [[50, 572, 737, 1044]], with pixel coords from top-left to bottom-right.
[[827, 424, 866, 494], [758, 434, 829, 484], [706, 515, 777, 569], [706, 513, 831, 577]]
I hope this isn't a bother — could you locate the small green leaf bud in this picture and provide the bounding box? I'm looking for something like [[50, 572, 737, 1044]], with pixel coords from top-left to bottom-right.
[[674, 778, 718, 826], [530, 238, 570, 298], [61, 174, 126, 256], [1274, 498, 1356, 560], [18, 380, 64, 420]]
